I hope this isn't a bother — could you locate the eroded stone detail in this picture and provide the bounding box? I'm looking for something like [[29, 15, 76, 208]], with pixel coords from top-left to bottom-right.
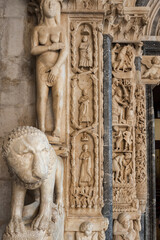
[[113, 212, 141, 240], [141, 56, 160, 83], [104, 2, 149, 41], [2, 126, 64, 240], [76, 221, 109, 240]]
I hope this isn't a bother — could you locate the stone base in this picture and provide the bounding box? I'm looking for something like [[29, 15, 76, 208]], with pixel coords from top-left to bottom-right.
[[3, 230, 48, 240], [3, 206, 64, 240]]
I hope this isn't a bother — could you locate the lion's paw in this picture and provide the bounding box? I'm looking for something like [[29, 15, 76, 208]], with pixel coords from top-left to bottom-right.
[[5, 217, 25, 235], [32, 214, 50, 231]]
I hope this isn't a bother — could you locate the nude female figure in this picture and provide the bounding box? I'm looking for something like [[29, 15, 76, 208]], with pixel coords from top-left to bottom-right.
[[31, 0, 68, 138]]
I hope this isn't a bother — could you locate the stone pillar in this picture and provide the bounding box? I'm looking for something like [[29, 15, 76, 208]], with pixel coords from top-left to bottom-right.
[[103, 34, 113, 240]]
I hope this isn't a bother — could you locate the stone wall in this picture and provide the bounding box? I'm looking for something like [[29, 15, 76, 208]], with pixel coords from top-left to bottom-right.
[[0, 1, 36, 237]]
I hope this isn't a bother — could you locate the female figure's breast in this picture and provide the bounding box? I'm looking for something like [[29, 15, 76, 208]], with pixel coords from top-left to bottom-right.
[[50, 33, 60, 43]]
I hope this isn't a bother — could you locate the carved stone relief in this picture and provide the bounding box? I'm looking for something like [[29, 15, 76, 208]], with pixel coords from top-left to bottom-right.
[[2, 126, 64, 240], [141, 56, 160, 84], [76, 221, 108, 240], [66, 14, 108, 238], [69, 18, 104, 212], [104, 2, 149, 41], [113, 212, 141, 240], [1, 0, 154, 239], [112, 42, 147, 236], [135, 85, 147, 212]]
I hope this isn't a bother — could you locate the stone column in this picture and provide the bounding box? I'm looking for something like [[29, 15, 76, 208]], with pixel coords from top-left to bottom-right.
[[103, 34, 113, 240]]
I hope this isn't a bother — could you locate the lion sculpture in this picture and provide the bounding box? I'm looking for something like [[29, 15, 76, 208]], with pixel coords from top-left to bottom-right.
[[2, 126, 64, 240]]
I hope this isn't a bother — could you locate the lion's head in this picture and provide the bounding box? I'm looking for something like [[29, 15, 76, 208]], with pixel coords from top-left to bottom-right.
[[2, 126, 51, 189]]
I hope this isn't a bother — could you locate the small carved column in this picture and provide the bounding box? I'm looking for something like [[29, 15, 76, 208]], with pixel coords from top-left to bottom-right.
[[102, 34, 113, 240]]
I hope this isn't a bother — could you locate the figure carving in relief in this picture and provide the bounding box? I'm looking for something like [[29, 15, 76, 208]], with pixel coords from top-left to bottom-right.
[[142, 57, 160, 79], [79, 35, 93, 69], [112, 154, 124, 183], [114, 45, 128, 72], [31, 0, 68, 139], [82, 0, 93, 9], [79, 144, 93, 187], [112, 45, 120, 70], [2, 127, 64, 240], [112, 45, 135, 73], [78, 90, 91, 126], [113, 126, 123, 151], [123, 127, 132, 151], [123, 153, 133, 183], [113, 213, 137, 240], [112, 87, 127, 124], [81, 132, 89, 142], [76, 221, 108, 240]]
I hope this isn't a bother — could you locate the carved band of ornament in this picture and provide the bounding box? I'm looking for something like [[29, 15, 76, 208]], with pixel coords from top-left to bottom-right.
[[70, 21, 98, 74], [135, 85, 146, 185], [70, 74, 98, 131]]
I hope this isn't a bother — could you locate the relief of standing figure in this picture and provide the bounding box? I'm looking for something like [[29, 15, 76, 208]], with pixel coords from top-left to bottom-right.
[[78, 89, 91, 126], [79, 36, 93, 69], [79, 144, 93, 187]]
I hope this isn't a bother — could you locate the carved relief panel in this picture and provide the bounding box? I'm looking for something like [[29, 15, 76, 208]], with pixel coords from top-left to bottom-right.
[[65, 15, 108, 239], [141, 56, 160, 84], [112, 43, 147, 238]]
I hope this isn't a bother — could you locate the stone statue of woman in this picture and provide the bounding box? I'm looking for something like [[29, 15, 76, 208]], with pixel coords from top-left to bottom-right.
[[31, 0, 68, 139]]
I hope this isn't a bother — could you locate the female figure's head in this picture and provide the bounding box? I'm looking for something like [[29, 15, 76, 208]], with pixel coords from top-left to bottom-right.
[[40, 0, 62, 24]]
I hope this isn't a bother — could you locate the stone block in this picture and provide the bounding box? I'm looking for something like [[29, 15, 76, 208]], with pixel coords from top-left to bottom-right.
[[0, 180, 11, 222], [6, 18, 24, 57], [4, 0, 27, 18]]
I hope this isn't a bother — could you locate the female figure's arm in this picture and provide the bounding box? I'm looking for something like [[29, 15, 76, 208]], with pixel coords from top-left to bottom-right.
[[48, 30, 68, 82]]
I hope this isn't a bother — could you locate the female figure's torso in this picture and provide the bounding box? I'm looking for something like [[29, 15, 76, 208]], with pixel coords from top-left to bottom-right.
[[36, 24, 62, 68]]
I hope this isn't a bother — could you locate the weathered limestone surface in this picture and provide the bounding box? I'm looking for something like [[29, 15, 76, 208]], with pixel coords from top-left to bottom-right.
[[0, 1, 36, 238]]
